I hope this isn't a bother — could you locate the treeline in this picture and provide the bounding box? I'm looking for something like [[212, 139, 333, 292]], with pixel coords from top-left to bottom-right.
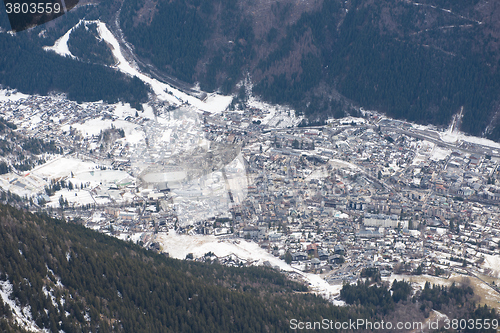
[[121, 0, 255, 93], [121, 0, 210, 84], [13, 157, 46, 172], [330, 5, 500, 137], [0, 31, 149, 109], [202, 15, 255, 94], [67, 22, 115, 66], [0, 202, 498, 332], [339, 275, 499, 333], [22, 138, 61, 155], [0, 118, 17, 131], [253, 0, 500, 135], [341, 280, 396, 315], [0, 0, 148, 109], [253, 2, 340, 109], [340, 279, 413, 316], [0, 203, 362, 332], [119, 0, 500, 139], [418, 281, 498, 332], [0, 118, 18, 158]]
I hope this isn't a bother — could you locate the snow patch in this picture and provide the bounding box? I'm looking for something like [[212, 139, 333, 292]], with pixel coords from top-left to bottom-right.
[[482, 254, 500, 275], [42, 286, 58, 309], [43, 20, 85, 58], [95, 21, 232, 113], [31, 157, 99, 179], [0, 279, 40, 332], [156, 231, 342, 301], [46, 265, 64, 288], [0, 89, 30, 102], [430, 146, 451, 161]]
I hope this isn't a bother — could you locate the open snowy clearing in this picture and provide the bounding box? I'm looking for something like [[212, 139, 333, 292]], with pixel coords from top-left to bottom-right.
[[0, 89, 30, 102], [95, 21, 233, 113], [430, 146, 452, 161], [31, 157, 102, 180], [411, 122, 500, 150], [483, 253, 500, 276], [73, 170, 134, 186], [46, 188, 95, 208], [155, 230, 344, 303]]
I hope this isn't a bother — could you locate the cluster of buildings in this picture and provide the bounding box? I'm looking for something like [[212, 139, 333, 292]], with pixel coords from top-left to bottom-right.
[[1, 90, 500, 291]]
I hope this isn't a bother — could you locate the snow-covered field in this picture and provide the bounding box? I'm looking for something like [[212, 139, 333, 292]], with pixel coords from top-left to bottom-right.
[[46, 188, 96, 208], [440, 129, 500, 149], [430, 146, 452, 161], [156, 230, 344, 303], [0, 89, 29, 102], [74, 169, 133, 186], [31, 157, 99, 179], [410, 122, 500, 151], [483, 253, 500, 276]]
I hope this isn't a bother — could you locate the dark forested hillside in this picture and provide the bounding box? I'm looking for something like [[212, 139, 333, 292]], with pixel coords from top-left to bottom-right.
[[0, 6, 148, 109], [0, 31, 148, 108], [0, 203, 360, 332], [1, 0, 500, 135], [0, 204, 497, 332], [119, 0, 500, 139], [67, 22, 115, 66]]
